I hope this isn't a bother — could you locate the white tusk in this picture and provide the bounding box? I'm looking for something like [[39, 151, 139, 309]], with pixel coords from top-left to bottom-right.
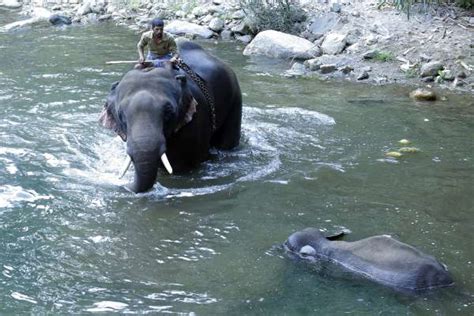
[[161, 153, 173, 174], [118, 155, 132, 179]]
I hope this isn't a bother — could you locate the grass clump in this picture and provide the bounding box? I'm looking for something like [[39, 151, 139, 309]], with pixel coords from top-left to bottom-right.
[[378, 0, 473, 18], [373, 51, 394, 62], [239, 0, 306, 34]]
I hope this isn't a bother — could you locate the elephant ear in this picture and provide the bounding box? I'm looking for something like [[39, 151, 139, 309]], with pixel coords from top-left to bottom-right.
[[174, 75, 198, 132], [99, 81, 127, 141]]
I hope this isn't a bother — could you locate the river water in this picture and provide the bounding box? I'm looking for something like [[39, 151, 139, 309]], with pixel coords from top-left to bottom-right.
[[1, 11, 473, 314]]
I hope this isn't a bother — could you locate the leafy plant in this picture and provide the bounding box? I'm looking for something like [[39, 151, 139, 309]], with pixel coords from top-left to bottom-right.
[[378, 0, 473, 18], [374, 51, 394, 62], [455, 0, 473, 9], [239, 0, 306, 34], [404, 67, 418, 78], [110, 0, 142, 10]]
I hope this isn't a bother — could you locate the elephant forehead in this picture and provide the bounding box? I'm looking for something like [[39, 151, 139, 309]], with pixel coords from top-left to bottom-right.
[[120, 70, 177, 91]]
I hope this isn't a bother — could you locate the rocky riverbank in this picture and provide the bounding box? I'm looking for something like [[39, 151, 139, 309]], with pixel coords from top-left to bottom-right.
[[1, 0, 473, 95]]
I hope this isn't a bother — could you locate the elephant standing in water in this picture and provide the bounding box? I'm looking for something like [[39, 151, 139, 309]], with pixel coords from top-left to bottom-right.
[[100, 40, 242, 193], [285, 228, 454, 292]]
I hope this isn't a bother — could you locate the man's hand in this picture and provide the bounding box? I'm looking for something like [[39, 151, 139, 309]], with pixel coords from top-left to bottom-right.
[[170, 56, 179, 64], [138, 56, 145, 64]]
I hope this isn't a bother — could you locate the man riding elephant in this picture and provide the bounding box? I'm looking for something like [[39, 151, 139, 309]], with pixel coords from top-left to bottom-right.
[[135, 18, 179, 69], [100, 40, 242, 193]]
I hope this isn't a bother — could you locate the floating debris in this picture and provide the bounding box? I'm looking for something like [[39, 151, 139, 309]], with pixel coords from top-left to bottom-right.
[[398, 139, 411, 145], [399, 147, 421, 153], [409, 88, 437, 101], [385, 151, 403, 158]]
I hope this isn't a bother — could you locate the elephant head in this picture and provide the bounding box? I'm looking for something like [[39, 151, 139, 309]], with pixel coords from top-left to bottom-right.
[[99, 67, 197, 193]]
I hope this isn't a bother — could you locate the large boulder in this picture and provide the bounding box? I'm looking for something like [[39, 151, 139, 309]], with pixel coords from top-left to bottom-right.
[[1, 0, 22, 9], [321, 32, 347, 55], [49, 14, 72, 26], [243, 30, 321, 60], [1, 8, 52, 31], [208, 17, 224, 33], [165, 20, 214, 38], [420, 61, 444, 78]]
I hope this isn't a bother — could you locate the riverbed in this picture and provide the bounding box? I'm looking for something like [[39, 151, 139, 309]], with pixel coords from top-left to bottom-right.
[[1, 12, 473, 314]]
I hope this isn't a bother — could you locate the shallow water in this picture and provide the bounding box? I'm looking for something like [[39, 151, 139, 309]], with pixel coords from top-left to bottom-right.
[[1, 12, 473, 314]]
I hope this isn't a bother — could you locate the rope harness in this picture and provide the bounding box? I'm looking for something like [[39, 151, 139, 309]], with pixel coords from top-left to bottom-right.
[[174, 58, 217, 132]]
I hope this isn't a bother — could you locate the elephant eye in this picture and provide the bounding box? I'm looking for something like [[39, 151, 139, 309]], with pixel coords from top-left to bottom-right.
[[163, 104, 176, 122]]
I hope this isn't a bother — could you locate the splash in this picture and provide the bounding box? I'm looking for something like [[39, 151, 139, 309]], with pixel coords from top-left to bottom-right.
[[72, 106, 336, 198]]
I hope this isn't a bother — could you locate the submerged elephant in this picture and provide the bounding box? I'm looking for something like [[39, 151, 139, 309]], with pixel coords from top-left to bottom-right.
[[100, 40, 242, 193], [285, 228, 453, 292]]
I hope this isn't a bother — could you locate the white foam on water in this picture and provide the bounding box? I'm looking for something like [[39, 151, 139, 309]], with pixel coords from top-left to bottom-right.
[[78, 105, 336, 198], [86, 301, 128, 312], [0, 185, 53, 208], [11, 292, 38, 304], [0, 147, 29, 156], [43, 153, 70, 168]]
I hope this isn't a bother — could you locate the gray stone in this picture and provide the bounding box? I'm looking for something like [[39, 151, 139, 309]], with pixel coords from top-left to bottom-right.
[[235, 34, 252, 44], [362, 50, 379, 59], [345, 28, 362, 46], [307, 12, 340, 36], [231, 21, 252, 35], [321, 32, 347, 55], [340, 65, 354, 74], [457, 71, 467, 79], [284, 62, 307, 77], [439, 69, 455, 81], [346, 43, 362, 54], [175, 10, 186, 18], [304, 58, 321, 71], [243, 30, 321, 60], [201, 14, 213, 24], [419, 53, 432, 62], [331, 3, 342, 13], [191, 6, 208, 17], [232, 10, 245, 19], [208, 17, 224, 32], [352, 11, 361, 17], [77, 3, 92, 16], [365, 34, 378, 45], [452, 78, 465, 87], [420, 61, 444, 77], [98, 14, 112, 21], [421, 76, 435, 83], [165, 20, 214, 38], [409, 88, 437, 101], [1, 7, 52, 31], [357, 71, 369, 80], [320, 64, 337, 74], [1, 0, 22, 9], [220, 30, 233, 40]]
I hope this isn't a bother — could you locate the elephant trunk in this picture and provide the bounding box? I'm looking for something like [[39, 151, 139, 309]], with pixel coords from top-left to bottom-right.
[[127, 133, 167, 193]]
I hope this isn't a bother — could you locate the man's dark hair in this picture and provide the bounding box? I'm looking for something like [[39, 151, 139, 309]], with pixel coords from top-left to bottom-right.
[[151, 18, 164, 28]]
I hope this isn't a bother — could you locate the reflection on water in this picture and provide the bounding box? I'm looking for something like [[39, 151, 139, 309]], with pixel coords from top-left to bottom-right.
[[0, 10, 473, 314]]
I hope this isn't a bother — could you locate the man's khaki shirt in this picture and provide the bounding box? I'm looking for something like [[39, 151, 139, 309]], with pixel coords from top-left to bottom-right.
[[138, 31, 178, 57]]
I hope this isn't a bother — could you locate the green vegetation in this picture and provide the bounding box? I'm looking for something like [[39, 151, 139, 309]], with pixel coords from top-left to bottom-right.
[[373, 51, 394, 62], [378, 0, 473, 18], [168, 0, 200, 13], [110, 0, 142, 10], [238, 0, 306, 34], [404, 67, 418, 78], [456, 0, 474, 8]]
